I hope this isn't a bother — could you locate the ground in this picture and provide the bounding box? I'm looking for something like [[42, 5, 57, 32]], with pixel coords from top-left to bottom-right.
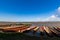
[[0, 33, 60, 40]]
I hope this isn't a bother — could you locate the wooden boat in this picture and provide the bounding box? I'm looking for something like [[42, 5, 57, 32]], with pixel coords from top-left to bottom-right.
[[1, 26, 29, 33], [20, 28, 28, 33], [18, 26, 29, 33], [49, 27, 60, 36], [44, 26, 52, 36], [17, 26, 37, 33], [53, 26, 60, 32], [39, 26, 45, 36], [26, 26, 37, 30], [32, 26, 39, 35], [33, 27, 39, 32], [39, 26, 44, 32], [57, 27, 60, 31], [22, 26, 37, 33]]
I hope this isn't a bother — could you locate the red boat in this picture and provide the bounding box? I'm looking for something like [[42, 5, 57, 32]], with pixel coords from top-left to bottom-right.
[[39, 26, 45, 33], [39, 26, 45, 36], [1, 26, 29, 33]]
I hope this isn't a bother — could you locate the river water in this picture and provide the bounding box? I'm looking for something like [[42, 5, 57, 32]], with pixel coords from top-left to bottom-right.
[[24, 22, 60, 37]]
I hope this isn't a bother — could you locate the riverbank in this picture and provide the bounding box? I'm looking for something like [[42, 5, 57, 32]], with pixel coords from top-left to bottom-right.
[[0, 33, 60, 40], [0, 33, 40, 40]]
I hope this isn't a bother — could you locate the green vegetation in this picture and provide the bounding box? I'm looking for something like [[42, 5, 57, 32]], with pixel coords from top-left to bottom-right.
[[24, 24, 31, 26]]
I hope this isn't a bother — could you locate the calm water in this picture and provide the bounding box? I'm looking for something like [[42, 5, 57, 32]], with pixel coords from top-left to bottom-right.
[[24, 30, 40, 37], [31, 22, 60, 26], [24, 22, 60, 37]]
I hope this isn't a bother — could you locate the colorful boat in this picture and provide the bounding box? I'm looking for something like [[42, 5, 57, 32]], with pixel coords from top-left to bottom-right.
[[39, 26, 44, 33], [26, 26, 37, 30], [1, 26, 29, 33], [53, 26, 60, 32], [44, 26, 53, 36], [39, 26, 45, 36], [20, 26, 37, 33], [49, 27, 60, 36], [33, 27, 39, 32]]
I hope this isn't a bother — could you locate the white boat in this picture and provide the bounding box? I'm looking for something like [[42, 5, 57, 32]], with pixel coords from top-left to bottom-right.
[[33, 27, 39, 31]]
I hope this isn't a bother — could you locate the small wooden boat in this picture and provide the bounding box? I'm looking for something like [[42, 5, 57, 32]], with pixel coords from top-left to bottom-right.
[[53, 26, 60, 32], [39, 26, 45, 36], [39, 26, 44, 32], [1, 26, 29, 33], [33, 27, 39, 32], [20, 26, 37, 33], [32, 26, 39, 35], [56, 27, 60, 30], [20, 28, 28, 33], [26, 26, 37, 30], [44, 26, 52, 36], [49, 27, 60, 36]]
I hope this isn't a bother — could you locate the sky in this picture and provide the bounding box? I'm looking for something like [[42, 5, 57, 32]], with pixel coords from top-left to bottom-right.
[[0, 0, 60, 22]]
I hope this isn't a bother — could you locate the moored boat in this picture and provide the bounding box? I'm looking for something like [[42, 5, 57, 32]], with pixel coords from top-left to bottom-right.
[[53, 26, 60, 32], [44, 26, 53, 36], [39, 26, 45, 36], [49, 27, 60, 36], [33, 27, 39, 32], [20, 26, 37, 33], [39, 26, 44, 32], [1, 26, 29, 33]]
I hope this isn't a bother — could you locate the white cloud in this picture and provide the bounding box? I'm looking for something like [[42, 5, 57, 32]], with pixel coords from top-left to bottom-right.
[[45, 7, 60, 21], [57, 7, 60, 13], [51, 15, 56, 18], [45, 15, 60, 21]]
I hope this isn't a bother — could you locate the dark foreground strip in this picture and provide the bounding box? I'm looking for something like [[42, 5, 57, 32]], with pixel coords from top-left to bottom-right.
[[0, 33, 60, 40]]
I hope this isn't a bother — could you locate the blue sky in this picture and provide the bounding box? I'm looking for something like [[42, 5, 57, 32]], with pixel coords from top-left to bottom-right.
[[0, 0, 60, 22]]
